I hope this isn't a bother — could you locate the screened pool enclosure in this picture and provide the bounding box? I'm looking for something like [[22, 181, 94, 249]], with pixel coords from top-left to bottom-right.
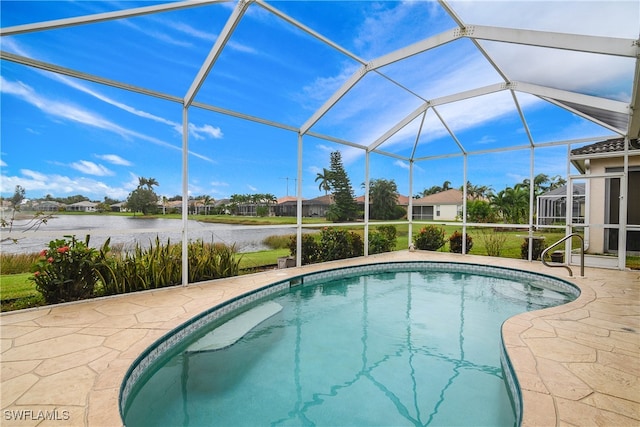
[[1, 0, 639, 278]]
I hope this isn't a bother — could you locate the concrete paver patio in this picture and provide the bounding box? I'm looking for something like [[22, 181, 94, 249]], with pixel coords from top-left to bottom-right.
[[1, 251, 638, 426]]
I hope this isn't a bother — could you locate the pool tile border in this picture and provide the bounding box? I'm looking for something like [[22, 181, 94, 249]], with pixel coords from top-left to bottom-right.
[[119, 260, 580, 423], [118, 280, 290, 411]]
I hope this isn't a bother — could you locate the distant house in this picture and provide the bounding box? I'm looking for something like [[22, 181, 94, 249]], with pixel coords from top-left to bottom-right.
[[274, 196, 302, 217], [570, 137, 640, 255], [412, 189, 464, 221], [111, 202, 128, 213], [33, 200, 64, 212], [302, 195, 332, 217], [67, 201, 99, 212], [536, 184, 586, 226], [273, 195, 332, 217]]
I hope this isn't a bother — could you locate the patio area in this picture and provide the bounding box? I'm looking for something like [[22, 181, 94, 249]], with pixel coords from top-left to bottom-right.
[[1, 251, 638, 426]]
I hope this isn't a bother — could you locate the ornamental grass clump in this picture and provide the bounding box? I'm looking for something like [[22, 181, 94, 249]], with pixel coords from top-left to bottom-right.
[[31, 235, 102, 304], [413, 225, 446, 251]]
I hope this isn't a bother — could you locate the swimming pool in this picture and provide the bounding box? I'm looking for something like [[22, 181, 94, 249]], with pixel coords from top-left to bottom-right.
[[120, 262, 579, 426]]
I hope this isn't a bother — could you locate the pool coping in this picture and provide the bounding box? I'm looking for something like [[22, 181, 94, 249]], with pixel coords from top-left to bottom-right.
[[1, 251, 638, 426]]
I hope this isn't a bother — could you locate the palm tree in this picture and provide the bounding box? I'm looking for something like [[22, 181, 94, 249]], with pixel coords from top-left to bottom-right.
[[462, 182, 493, 200], [202, 195, 213, 215], [315, 168, 332, 195], [491, 186, 529, 223], [442, 180, 452, 191], [137, 177, 159, 190]]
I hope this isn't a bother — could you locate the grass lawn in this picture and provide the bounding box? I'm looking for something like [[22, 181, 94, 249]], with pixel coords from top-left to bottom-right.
[[2, 221, 637, 312], [0, 273, 45, 311]]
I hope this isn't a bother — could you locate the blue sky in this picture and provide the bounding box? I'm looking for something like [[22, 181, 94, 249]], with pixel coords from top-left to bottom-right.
[[1, 1, 637, 202]]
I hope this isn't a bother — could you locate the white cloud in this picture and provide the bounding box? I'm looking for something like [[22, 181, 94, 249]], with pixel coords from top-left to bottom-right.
[[1, 77, 130, 136], [189, 123, 223, 140], [227, 40, 259, 55], [95, 154, 133, 166], [315, 144, 334, 154], [210, 181, 229, 187], [394, 160, 409, 170], [70, 160, 114, 176], [3, 39, 225, 148], [247, 185, 258, 192], [0, 169, 131, 200], [117, 19, 193, 48], [448, 1, 639, 39], [298, 63, 359, 108], [160, 20, 216, 42], [0, 76, 215, 163], [354, 2, 440, 58], [53, 73, 179, 126]]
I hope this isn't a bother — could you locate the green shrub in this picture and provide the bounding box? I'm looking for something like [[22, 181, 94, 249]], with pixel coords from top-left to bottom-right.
[[449, 231, 473, 254], [378, 225, 397, 242], [369, 225, 397, 255], [520, 238, 547, 260], [413, 225, 446, 250], [318, 227, 363, 261], [31, 235, 101, 304], [466, 200, 497, 223], [392, 205, 407, 220], [288, 233, 320, 265], [31, 235, 243, 302]]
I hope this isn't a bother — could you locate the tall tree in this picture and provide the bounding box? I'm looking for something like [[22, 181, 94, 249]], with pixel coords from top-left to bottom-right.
[[327, 151, 358, 221], [127, 177, 159, 215], [368, 178, 399, 220], [491, 186, 529, 224], [420, 185, 442, 197], [461, 182, 493, 200], [9, 185, 25, 209], [315, 168, 332, 195]]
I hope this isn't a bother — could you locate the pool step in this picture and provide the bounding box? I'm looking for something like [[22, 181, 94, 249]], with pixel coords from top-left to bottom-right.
[[185, 301, 283, 353]]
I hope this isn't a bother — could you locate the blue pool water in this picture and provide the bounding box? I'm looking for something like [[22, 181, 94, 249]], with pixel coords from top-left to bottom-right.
[[122, 264, 577, 427]]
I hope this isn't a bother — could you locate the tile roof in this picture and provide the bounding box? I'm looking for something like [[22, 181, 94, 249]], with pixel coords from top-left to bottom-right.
[[570, 137, 639, 156], [413, 189, 463, 205]]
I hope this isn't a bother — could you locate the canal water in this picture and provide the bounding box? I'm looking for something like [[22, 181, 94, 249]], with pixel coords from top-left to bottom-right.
[[1, 215, 301, 255]]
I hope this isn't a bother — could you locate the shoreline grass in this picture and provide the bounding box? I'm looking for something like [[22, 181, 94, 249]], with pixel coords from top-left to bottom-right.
[[2, 219, 638, 312]]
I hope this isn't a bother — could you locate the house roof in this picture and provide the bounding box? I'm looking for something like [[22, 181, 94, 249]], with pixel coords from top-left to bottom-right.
[[571, 138, 639, 157], [538, 183, 586, 199], [397, 195, 410, 206], [69, 201, 98, 207], [413, 189, 463, 205], [277, 196, 303, 204], [305, 194, 333, 205], [570, 137, 639, 174]]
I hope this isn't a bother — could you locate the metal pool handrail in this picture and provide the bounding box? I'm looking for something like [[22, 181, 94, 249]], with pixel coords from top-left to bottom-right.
[[541, 233, 585, 277]]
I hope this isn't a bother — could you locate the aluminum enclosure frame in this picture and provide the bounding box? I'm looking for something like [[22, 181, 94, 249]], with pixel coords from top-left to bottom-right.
[[2, 0, 638, 278]]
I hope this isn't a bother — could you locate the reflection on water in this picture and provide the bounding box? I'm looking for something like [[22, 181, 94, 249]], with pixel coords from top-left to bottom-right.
[[1, 215, 300, 254]]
